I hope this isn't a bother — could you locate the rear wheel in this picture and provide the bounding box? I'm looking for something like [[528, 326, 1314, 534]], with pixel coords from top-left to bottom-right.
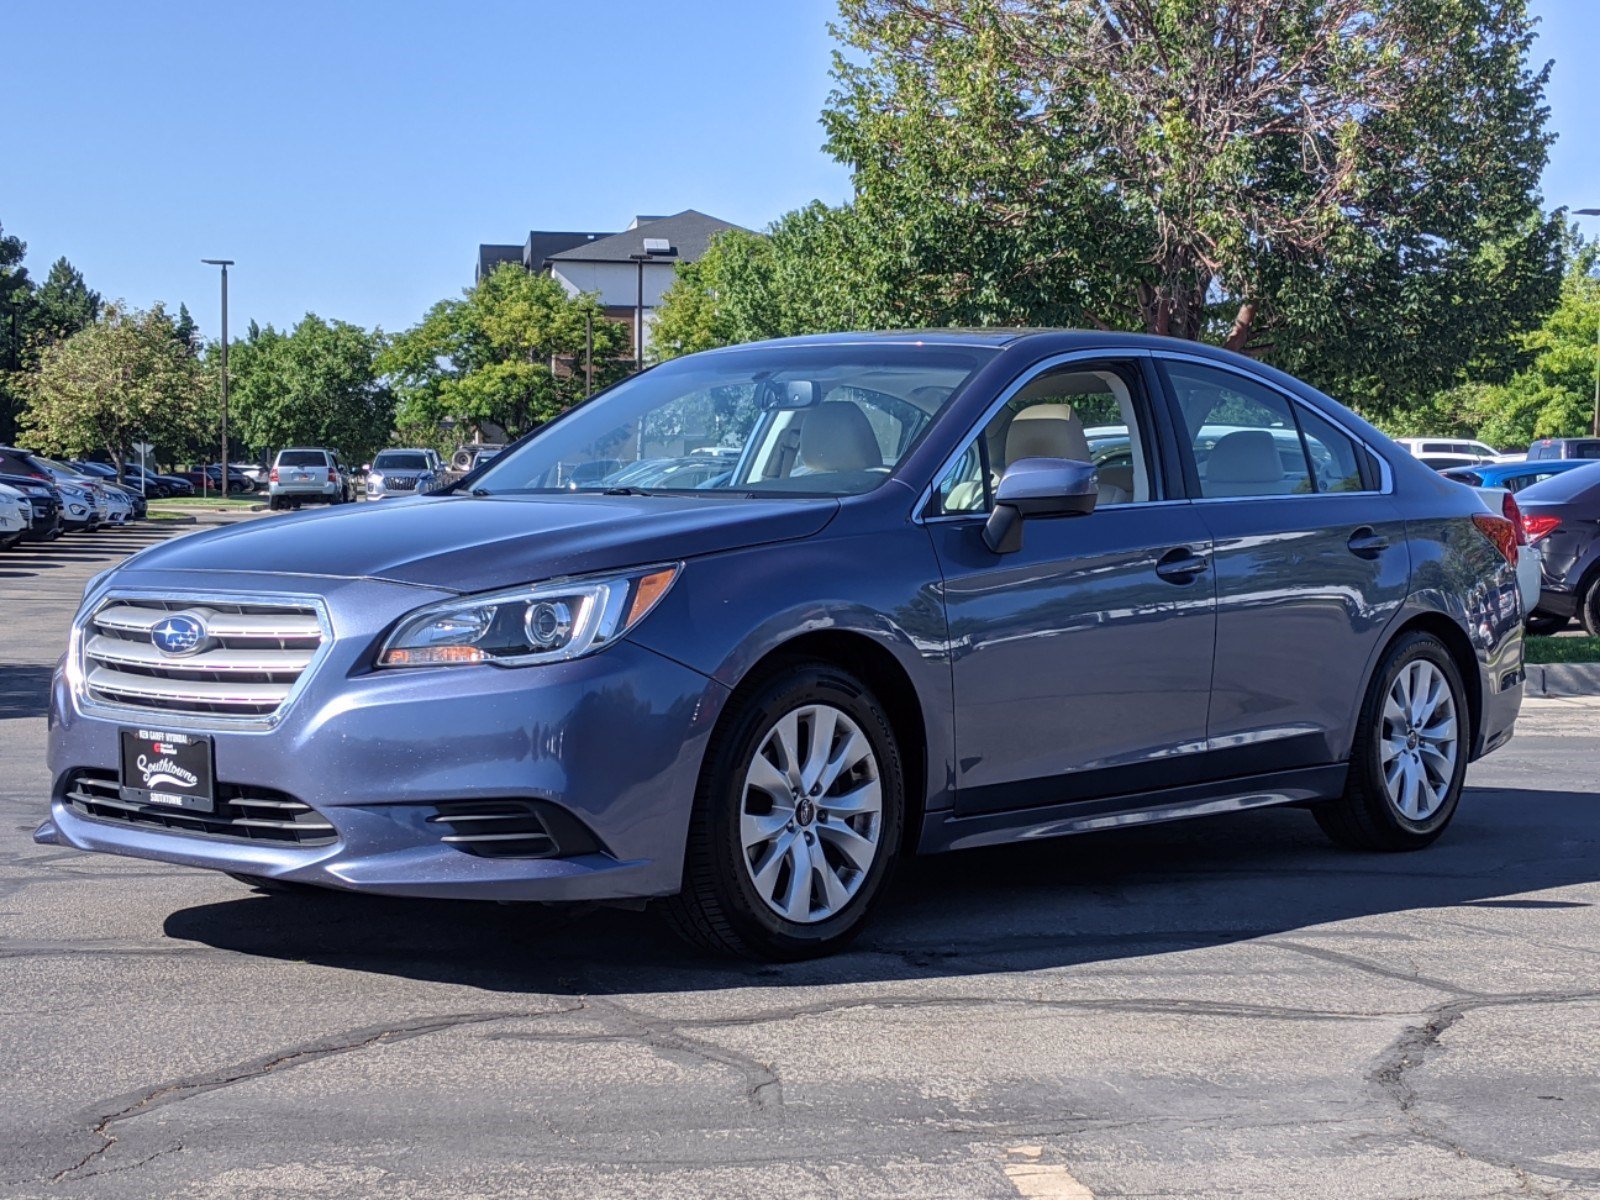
[[661, 662, 904, 960], [1525, 612, 1568, 637], [1580, 578, 1600, 637], [1314, 632, 1468, 851]]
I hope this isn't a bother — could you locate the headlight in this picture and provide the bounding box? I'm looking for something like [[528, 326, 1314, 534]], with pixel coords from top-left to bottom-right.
[[377, 564, 681, 668]]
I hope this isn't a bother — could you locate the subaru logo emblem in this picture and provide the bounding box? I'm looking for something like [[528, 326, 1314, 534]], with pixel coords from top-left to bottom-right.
[[151, 614, 206, 656]]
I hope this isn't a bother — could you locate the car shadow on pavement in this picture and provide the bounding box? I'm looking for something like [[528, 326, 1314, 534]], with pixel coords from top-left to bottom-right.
[[0, 665, 57, 719], [162, 784, 1600, 995]]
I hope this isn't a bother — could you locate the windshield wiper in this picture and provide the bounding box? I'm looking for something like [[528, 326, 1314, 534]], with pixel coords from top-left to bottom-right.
[[601, 486, 654, 496], [471, 487, 492, 497]]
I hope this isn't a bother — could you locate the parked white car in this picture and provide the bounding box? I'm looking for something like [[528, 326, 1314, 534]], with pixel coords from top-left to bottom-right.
[[0, 482, 30, 548], [1394, 437, 1520, 465], [100, 488, 133, 525]]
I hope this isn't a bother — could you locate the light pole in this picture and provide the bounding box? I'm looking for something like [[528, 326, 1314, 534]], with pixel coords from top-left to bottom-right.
[[201, 259, 234, 493], [1575, 210, 1600, 436]]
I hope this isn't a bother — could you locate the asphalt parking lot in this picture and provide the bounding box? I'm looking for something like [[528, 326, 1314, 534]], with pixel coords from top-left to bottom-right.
[[2, 521, 1597, 1199]]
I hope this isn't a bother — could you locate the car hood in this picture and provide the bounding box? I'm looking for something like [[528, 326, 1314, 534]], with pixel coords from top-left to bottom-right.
[[119, 493, 841, 591]]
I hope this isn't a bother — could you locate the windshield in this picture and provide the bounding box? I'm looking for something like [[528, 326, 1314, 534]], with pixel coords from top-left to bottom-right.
[[374, 452, 429, 471], [471, 344, 995, 497]]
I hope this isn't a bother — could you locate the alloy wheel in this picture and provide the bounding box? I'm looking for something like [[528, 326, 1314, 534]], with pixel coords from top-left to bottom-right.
[[739, 703, 883, 924], [1380, 659, 1459, 821]]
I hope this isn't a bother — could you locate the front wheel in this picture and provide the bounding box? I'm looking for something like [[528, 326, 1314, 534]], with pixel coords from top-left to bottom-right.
[[661, 662, 904, 960], [1314, 632, 1468, 851]]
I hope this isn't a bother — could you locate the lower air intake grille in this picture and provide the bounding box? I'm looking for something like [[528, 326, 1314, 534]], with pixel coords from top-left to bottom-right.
[[64, 769, 337, 846], [427, 799, 602, 860]]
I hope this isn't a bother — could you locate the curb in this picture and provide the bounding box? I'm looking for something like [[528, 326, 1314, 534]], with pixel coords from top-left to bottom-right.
[[1527, 662, 1600, 699]]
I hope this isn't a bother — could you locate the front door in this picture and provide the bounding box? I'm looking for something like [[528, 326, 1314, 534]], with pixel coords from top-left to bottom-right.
[[925, 358, 1218, 816]]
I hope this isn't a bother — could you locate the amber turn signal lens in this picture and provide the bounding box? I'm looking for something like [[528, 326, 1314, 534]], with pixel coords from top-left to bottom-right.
[[380, 645, 487, 667], [625, 567, 678, 630]]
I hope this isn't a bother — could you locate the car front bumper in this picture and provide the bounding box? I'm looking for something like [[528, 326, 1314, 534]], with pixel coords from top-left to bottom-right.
[[40, 569, 729, 901]]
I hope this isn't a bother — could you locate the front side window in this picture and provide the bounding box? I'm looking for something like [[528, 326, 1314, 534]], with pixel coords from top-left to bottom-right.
[[932, 362, 1158, 515], [472, 345, 993, 498]]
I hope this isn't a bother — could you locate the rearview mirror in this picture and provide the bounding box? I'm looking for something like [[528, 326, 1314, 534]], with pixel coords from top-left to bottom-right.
[[759, 380, 819, 410], [983, 458, 1098, 554]]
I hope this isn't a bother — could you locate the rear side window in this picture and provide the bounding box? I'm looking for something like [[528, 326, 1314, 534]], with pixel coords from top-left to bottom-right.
[[277, 450, 328, 467], [1161, 361, 1374, 498], [1296, 405, 1367, 493], [1578, 443, 1600, 460], [1163, 363, 1309, 497]]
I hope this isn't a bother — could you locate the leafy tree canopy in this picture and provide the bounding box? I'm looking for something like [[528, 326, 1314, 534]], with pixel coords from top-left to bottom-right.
[[657, 0, 1564, 418], [1391, 249, 1600, 447], [228, 314, 394, 464], [30, 257, 102, 346], [21, 303, 210, 476], [381, 264, 628, 441]]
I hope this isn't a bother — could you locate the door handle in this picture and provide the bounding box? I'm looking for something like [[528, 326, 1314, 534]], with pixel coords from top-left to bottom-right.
[[1347, 527, 1390, 559], [1155, 547, 1210, 584]]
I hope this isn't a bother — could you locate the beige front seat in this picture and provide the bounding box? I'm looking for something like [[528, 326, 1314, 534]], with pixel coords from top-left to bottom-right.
[[1005, 405, 1130, 505]]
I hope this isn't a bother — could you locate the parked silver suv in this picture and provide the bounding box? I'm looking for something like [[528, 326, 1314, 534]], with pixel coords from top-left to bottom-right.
[[268, 448, 351, 510], [365, 448, 441, 499]]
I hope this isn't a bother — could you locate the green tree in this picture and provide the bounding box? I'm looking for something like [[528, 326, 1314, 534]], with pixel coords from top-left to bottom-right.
[[227, 314, 394, 464], [30, 257, 102, 346], [21, 303, 209, 477], [660, 0, 1564, 417], [0, 221, 35, 444], [381, 264, 628, 440], [1391, 251, 1600, 448]]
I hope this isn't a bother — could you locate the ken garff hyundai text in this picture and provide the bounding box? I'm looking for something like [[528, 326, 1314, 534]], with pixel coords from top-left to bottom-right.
[[39, 331, 1524, 959]]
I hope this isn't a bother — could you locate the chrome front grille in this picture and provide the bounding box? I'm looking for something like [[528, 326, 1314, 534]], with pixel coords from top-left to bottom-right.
[[81, 595, 328, 722], [383, 475, 419, 491], [64, 770, 337, 846]]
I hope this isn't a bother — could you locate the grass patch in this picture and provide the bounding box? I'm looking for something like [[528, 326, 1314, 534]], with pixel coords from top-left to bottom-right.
[[1525, 635, 1600, 664], [148, 495, 263, 509]]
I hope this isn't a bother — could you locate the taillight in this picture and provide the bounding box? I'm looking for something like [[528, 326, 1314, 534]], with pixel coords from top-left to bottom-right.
[[269, 467, 279, 482], [1500, 493, 1527, 546], [1471, 513, 1518, 566], [327, 468, 337, 482], [1523, 513, 1561, 543]]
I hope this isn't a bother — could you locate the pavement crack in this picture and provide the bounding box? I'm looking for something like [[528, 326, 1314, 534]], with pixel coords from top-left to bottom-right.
[[49, 1004, 583, 1184], [549, 997, 785, 1111]]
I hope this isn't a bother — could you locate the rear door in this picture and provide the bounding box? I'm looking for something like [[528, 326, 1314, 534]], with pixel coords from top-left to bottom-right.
[[926, 355, 1218, 814], [1156, 358, 1410, 773]]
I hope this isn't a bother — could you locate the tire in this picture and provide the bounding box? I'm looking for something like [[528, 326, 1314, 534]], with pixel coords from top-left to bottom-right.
[[1314, 631, 1469, 852], [1525, 612, 1568, 637], [0, 533, 20, 551], [1580, 577, 1600, 638], [660, 661, 904, 960], [268, 496, 283, 511]]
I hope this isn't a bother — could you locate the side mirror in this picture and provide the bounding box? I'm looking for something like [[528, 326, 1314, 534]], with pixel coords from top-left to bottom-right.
[[983, 458, 1098, 554]]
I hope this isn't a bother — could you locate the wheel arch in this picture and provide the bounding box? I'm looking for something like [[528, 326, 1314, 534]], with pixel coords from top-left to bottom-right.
[[1363, 611, 1484, 759], [718, 629, 932, 858]]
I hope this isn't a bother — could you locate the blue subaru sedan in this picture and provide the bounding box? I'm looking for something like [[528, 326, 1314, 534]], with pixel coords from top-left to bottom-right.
[[40, 332, 1524, 959]]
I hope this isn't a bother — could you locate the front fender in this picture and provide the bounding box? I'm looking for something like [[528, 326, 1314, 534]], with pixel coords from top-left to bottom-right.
[[627, 517, 957, 812]]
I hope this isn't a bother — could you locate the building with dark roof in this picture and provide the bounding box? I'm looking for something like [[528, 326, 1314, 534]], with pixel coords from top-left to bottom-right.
[[475, 210, 748, 361]]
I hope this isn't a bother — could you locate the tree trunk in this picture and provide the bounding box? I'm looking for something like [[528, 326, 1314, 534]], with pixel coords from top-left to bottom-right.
[[1223, 303, 1257, 353]]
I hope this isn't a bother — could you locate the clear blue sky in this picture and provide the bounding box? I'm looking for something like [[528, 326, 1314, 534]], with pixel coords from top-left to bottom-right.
[[3, 0, 1597, 340]]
